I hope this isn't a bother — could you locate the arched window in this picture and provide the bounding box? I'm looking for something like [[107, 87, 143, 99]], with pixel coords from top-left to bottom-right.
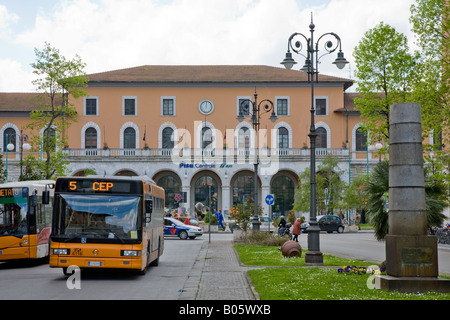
[[278, 127, 289, 148], [316, 127, 327, 148], [355, 127, 367, 151], [43, 127, 56, 153], [85, 127, 97, 149], [124, 127, 136, 149], [3, 128, 16, 152], [238, 127, 250, 149], [162, 127, 174, 149], [201, 127, 213, 149]]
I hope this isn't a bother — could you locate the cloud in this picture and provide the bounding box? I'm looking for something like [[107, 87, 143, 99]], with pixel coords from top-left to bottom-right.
[[0, 5, 19, 39], [2, 0, 416, 92], [0, 58, 35, 92]]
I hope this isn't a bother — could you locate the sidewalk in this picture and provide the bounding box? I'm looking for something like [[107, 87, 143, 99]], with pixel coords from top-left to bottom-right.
[[178, 232, 257, 300]]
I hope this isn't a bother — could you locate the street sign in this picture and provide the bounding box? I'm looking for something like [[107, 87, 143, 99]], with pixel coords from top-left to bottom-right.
[[174, 193, 182, 202], [265, 194, 274, 205]]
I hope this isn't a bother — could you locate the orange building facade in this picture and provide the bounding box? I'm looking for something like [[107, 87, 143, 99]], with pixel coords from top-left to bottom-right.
[[1, 65, 379, 218]]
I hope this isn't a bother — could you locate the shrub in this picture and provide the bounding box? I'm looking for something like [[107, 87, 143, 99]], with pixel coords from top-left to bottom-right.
[[203, 212, 218, 225]]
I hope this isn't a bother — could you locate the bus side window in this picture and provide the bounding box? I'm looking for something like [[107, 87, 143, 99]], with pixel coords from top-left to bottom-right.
[[145, 199, 153, 223]]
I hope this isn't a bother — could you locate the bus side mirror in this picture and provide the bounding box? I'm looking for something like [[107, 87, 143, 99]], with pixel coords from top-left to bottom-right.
[[145, 200, 153, 223], [145, 200, 153, 213], [42, 191, 50, 205]]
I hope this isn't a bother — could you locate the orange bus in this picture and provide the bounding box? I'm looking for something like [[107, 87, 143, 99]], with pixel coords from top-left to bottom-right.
[[0, 180, 55, 261], [50, 176, 164, 275]]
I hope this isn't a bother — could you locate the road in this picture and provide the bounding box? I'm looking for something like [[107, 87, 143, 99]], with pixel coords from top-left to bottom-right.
[[0, 236, 205, 300]]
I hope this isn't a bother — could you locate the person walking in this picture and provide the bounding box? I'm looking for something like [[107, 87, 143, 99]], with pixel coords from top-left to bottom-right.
[[292, 218, 301, 242], [217, 210, 225, 231]]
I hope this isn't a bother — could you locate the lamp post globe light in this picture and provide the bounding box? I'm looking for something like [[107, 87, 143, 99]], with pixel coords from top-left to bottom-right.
[[5, 130, 31, 181], [237, 90, 277, 231], [281, 14, 349, 265]]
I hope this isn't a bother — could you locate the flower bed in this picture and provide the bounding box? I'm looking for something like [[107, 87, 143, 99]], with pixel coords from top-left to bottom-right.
[[337, 265, 386, 275]]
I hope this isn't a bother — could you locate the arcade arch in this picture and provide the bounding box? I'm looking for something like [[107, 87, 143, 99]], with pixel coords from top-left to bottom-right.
[[153, 171, 182, 209], [230, 170, 261, 207], [270, 171, 298, 217], [191, 170, 222, 211]]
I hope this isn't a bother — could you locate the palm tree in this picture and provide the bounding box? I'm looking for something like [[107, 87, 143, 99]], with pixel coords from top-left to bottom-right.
[[366, 160, 447, 240], [366, 160, 389, 240]]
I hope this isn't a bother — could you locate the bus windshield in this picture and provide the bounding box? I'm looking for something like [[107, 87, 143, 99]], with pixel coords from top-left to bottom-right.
[[0, 189, 28, 238], [54, 194, 142, 242]]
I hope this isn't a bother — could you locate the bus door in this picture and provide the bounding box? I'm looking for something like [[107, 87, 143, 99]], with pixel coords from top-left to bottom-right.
[[27, 192, 52, 258]]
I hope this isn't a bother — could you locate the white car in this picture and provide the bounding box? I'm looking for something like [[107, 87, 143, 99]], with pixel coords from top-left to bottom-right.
[[164, 217, 203, 239], [248, 216, 274, 232], [260, 216, 274, 232]]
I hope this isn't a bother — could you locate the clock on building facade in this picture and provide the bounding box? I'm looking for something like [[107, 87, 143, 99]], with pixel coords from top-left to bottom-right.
[[199, 100, 214, 115]]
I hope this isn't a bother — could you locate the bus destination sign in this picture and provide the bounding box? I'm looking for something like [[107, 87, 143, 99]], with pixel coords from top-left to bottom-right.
[[57, 179, 136, 194]]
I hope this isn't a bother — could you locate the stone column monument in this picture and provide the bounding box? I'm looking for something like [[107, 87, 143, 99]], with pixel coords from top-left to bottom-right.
[[375, 103, 450, 293]]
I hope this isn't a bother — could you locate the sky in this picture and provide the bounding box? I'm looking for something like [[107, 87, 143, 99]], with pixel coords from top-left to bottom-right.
[[0, 0, 417, 92]]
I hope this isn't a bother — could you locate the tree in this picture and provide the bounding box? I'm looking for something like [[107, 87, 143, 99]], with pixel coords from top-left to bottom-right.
[[410, 0, 450, 150], [0, 156, 6, 183], [365, 160, 390, 241], [366, 160, 447, 240], [293, 154, 345, 214], [229, 203, 262, 232], [26, 42, 89, 179], [340, 172, 369, 213], [353, 22, 418, 145]]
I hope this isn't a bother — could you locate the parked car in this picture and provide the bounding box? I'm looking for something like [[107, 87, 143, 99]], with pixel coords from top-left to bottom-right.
[[177, 216, 200, 226], [260, 216, 274, 232], [164, 217, 203, 239], [246, 216, 274, 232], [301, 215, 344, 233]]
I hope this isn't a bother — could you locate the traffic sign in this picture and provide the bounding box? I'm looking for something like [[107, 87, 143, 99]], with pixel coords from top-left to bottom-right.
[[265, 194, 274, 205], [174, 194, 182, 202]]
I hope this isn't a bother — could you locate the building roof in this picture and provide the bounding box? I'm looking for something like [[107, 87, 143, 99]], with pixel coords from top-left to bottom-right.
[[0, 93, 42, 112], [0, 92, 64, 113], [87, 65, 353, 89], [334, 92, 361, 114], [0, 66, 355, 112]]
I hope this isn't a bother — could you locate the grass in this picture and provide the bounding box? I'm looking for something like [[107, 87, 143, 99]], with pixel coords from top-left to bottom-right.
[[234, 244, 373, 267], [234, 244, 450, 300]]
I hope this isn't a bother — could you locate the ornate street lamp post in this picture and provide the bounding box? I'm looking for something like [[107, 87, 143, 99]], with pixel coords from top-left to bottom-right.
[[281, 14, 349, 264], [237, 90, 277, 231], [6, 129, 31, 181]]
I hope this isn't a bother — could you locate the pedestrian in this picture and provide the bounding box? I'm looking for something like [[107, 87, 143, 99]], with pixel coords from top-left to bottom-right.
[[292, 218, 301, 242], [356, 212, 361, 230], [278, 216, 286, 236], [217, 210, 225, 231]]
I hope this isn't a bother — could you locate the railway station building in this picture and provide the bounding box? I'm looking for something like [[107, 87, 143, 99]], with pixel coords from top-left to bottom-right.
[[1, 65, 385, 218]]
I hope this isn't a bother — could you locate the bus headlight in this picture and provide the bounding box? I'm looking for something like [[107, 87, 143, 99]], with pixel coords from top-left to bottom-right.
[[53, 248, 70, 255], [121, 250, 141, 257]]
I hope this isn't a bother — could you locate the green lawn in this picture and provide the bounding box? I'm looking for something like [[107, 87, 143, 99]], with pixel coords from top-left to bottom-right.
[[234, 244, 450, 300], [234, 244, 374, 267]]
